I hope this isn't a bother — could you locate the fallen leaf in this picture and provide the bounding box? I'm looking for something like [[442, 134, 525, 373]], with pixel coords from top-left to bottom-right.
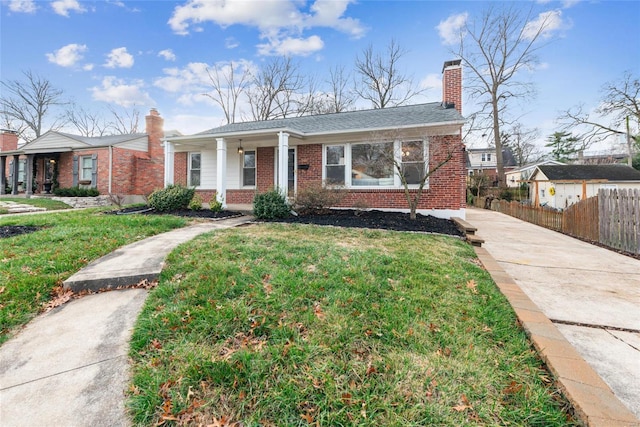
[[151, 338, 163, 350], [313, 302, 325, 320], [452, 394, 473, 412], [341, 392, 353, 405], [300, 413, 314, 423], [466, 279, 478, 294], [503, 381, 523, 395], [365, 364, 376, 376]]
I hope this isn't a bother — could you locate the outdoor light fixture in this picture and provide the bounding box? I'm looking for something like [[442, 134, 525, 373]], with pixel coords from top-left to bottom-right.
[[237, 139, 244, 154]]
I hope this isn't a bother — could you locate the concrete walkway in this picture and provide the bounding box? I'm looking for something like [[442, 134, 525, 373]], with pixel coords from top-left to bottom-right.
[[467, 208, 640, 426], [0, 216, 253, 427]]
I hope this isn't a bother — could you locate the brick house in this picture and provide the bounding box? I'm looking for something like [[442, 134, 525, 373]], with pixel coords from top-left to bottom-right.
[[164, 60, 468, 219], [0, 109, 165, 197]]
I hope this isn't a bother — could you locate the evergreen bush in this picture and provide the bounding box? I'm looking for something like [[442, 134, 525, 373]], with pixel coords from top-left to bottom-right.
[[148, 185, 195, 212], [253, 190, 290, 219]]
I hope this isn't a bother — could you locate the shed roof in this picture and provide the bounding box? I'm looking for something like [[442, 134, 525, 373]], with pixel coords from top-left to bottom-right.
[[537, 164, 640, 181], [197, 102, 464, 137]]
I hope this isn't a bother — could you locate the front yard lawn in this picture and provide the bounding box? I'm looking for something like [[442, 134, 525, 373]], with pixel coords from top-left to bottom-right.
[[129, 223, 577, 426], [0, 210, 186, 344], [0, 196, 72, 211]]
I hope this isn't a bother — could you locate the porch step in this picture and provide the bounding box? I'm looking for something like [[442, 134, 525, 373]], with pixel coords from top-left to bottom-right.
[[451, 216, 484, 247]]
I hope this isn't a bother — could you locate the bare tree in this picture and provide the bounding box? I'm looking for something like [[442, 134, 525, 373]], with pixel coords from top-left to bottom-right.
[[503, 123, 542, 166], [204, 60, 251, 124], [66, 105, 110, 137], [369, 130, 456, 219], [327, 65, 356, 113], [354, 39, 424, 109], [0, 111, 28, 137], [0, 70, 66, 142], [247, 57, 305, 121], [559, 71, 639, 166], [108, 105, 140, 134], [455, 5, 555, 187]]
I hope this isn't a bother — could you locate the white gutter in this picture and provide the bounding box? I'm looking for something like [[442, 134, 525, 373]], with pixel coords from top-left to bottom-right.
[[108, 145, 113, 194]]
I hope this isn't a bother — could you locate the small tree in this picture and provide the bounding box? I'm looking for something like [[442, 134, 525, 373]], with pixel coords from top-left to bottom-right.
[[370, 130, 457, 219], [545, 131, 584, 162]]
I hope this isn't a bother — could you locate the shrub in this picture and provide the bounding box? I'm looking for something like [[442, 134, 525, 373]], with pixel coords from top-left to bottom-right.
[[189, 194, 203, 211], [209, 197, 223, 213], [253, 190, 290, 219], [294, 183, 344, 214], [148, 185, 195, 212], [53, 187, 99, 197]]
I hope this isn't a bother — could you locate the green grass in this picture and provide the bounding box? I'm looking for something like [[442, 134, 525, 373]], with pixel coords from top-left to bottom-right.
[[0, 209, 187, 344], [0, 196, 72, 211], [128, 224, 578, 426]]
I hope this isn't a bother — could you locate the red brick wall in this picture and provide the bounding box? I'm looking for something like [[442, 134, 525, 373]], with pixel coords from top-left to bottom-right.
[[256, 147, 275, 192], [296, 144, 322, 190], [174, 152, 187, 185], [0, 131, 18, 151], [134, 109, 165, 195], [227, 190, 256, 204]]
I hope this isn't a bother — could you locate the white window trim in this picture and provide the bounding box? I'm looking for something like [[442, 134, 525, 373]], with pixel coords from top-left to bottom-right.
[[188, 152, 201, 188], [242, 149, 257, 188], [80, 156, 93, 182], [323, 140, 429, 190]]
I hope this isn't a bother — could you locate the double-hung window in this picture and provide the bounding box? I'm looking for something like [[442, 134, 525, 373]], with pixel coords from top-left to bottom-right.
[[325, 145, 345, 185], [189, 153, 201, 187], [351, 142, 394, 186], [400, 141, 425, 185], [80, 156, 93, 183], [481, 153, 491, 162], [242, 150, 256, 187], [17, 159, 26, 183]]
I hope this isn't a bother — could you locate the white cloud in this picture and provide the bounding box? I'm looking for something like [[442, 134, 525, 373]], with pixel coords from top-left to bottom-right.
[[104, 47, 134, 68], [90, 76, 153, 107], [51, 0, 86, 17], [562, 0, 581, 8], [523, 10, 564, 40], [436, 12, 468, 46], [158, 49, 176, 61], [46, 43, 87, 67], [225, 37, 239, 49], [257, 35, 324, 57], [168, 0, 364, 56], [83, 63, 94, 71], [9, 0, 37, 13]]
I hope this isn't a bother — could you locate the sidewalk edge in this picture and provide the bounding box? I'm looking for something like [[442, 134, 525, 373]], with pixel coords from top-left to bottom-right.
[[474, 246, 640, 427]]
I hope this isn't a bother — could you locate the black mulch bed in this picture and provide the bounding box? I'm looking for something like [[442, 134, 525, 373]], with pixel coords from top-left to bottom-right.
[[0, 226, 40, 239], [267, 209, 464, 237]]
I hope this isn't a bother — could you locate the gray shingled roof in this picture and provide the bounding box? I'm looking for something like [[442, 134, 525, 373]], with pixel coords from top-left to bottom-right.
[[538, 164, 640, 181], [56, 132, 147, 146], [197, 102, 464, 136]]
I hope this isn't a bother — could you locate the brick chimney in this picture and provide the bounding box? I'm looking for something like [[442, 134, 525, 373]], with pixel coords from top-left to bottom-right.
[[442, 59, 462, 114], [0, 130, 19, 152]]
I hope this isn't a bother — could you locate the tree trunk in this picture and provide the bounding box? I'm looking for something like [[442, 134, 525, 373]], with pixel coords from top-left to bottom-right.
[[492, 97, 506, 188]]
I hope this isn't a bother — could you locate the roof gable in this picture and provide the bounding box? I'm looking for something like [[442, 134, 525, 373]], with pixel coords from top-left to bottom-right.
[[197, 103, 464, 137], [536, 164, 640, 181], [19, 131, 148, 153]]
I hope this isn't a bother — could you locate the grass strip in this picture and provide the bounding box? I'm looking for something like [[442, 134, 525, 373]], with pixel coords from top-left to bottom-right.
[[0, 209, 186, 344], [129, 223, 578, 426], [0, 197, 73, 211]]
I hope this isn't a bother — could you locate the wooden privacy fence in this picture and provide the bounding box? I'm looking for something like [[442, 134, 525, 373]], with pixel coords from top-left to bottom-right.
[[488, 188, 640, 255], [599, 188, 640, 255]]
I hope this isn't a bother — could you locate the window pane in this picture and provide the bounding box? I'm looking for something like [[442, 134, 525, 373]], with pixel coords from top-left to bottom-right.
[[402, 162, 425, 184], [81, 157, 92, 180], [326, 165, 345, 185], [401, 141, 423, 162], [243, 151, 255, 168], [243, 168, 255, 186], [190, 153, 201, 169], [326, 146, 344, 165], [190, 170, 200, 186], [351, 142, 393, 186]]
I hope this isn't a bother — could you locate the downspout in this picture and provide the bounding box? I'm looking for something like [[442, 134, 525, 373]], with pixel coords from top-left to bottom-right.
[[108, 145, 113, 194]]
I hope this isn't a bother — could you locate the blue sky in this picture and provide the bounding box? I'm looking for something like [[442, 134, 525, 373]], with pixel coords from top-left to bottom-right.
[[1, 0, 639, 153]]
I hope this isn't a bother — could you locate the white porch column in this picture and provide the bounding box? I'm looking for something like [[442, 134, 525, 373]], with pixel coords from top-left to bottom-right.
[[216, 137, 227, 207], [163, 140, 174, 187], [25, 154, 34, 196], [277, 131, 289, 198]]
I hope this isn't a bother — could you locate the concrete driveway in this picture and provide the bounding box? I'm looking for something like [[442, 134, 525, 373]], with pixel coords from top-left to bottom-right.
[[467, 208, 640, 421]]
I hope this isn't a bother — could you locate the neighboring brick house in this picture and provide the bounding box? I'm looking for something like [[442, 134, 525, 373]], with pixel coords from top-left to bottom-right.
[[0, 109, 165, 197], [164, 60, 468, 219]]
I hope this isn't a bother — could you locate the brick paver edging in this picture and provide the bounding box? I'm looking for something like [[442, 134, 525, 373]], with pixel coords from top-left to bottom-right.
[[474, 247, 640, 427]]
